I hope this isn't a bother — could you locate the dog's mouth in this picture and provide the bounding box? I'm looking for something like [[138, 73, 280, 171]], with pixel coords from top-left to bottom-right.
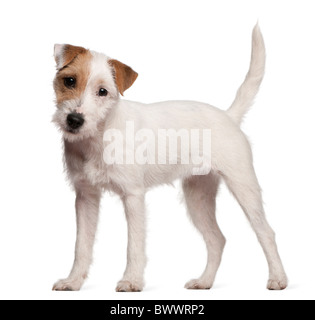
[[66, 127, 80, 134]]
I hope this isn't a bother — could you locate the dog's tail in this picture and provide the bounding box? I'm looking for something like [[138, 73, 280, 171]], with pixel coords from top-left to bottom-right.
[[227, 24, 266, 125]]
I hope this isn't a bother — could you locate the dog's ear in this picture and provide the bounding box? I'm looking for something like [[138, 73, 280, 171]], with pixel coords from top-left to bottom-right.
[[54, 44, 87, 70], [109, 59, 138, 96]]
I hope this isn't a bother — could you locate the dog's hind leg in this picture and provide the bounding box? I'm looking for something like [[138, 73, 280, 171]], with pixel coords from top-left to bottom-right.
[[219, 154, 288, 290], [183, 173, 226, 289]]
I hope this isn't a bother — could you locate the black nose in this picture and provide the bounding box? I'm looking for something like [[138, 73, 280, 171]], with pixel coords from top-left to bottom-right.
[[67, 113, 84, 130]]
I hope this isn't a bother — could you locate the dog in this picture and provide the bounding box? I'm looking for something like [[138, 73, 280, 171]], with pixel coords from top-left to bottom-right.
[[52, 25, 287, 292]]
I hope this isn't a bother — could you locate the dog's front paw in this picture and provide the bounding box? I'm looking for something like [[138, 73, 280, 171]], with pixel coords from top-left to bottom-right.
[[116, 280, 143, 292], [52, 278, 83, 291], [267, 278, 288, 291], [185, 279, 213, 290]]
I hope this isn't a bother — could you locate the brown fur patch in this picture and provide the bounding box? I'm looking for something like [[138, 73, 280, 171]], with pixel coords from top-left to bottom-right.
[[109, 59, 138, 96], [54, 49, 92, 105], [55, 45, 87, 70]]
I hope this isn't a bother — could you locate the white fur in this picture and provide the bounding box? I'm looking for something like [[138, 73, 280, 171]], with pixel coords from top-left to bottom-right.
[[53, 25, 288, 292], [227, 25, 266, 124], [54, 44, 65, 70]]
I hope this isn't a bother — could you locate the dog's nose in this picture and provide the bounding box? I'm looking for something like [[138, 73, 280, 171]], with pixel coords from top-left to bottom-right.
[[67, 113, 84, 129]]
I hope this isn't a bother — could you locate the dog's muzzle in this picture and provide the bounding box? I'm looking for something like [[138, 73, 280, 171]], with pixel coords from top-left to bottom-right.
[[67, 113, 84, 130]]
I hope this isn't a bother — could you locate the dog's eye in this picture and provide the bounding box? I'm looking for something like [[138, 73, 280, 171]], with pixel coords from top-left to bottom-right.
[[98, 88, 108, 97], [64, 77, 76, 89]]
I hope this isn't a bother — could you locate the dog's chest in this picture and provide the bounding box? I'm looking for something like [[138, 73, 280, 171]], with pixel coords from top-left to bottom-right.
[[65, 138, 110, 187], [83, 155, 109, 186]]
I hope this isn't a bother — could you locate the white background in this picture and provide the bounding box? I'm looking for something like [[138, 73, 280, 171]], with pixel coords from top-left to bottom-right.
[[0, 0, 314, 300]]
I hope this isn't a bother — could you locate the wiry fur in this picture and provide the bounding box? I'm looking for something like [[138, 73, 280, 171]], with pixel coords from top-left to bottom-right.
[[227, 25, 266, 124], [52, 25, 287, 292]]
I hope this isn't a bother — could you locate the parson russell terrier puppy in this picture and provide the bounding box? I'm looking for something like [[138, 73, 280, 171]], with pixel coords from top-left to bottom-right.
[[52, 25, 288, 292]]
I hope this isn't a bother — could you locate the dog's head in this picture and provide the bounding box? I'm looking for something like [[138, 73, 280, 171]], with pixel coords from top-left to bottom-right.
[[52, 44, 138, 142]]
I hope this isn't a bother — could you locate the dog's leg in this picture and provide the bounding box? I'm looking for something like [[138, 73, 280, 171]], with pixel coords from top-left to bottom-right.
[[221, 164, 288, 290], [116, 192, 146, 292], [183, 173, 226, 289], [53, 184, 101, 291]]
